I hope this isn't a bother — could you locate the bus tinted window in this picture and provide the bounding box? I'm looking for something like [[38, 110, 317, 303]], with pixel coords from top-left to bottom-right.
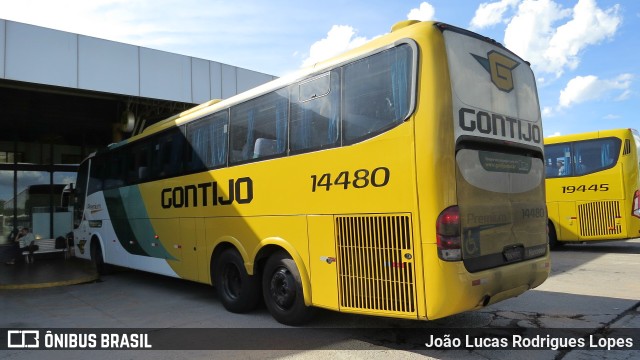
[[343, 44, 412, 144], [88, 157, 105, 194], [230, 88, 288, 163], [128, 141, 152, 183], [104, 151, 127, 189], [456, 148, 546, 272], [152, 128, 185, 178], [545, 137, 621, 178], [187, 112, 228, 171], [290, 71, 340, 153]]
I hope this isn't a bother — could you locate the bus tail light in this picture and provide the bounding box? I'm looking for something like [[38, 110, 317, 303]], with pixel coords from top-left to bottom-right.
[[633, 190, 640, 219], [436, 206, 462, 261]]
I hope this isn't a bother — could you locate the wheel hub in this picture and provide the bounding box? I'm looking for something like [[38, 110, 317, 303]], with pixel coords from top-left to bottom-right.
[[270, 268, 295, 309]]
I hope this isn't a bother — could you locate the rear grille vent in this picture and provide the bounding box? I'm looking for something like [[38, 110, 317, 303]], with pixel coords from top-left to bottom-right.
[[335, 214, 416, 315], [578, 201, 622, 237], [624, 139, 631, 155]]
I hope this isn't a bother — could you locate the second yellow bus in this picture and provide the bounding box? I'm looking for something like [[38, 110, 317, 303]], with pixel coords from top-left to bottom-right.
[[544, 128, 640, 247]]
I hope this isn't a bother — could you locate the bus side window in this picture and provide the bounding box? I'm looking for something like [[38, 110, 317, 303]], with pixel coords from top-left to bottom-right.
[[545, 158, 558, 177], [128, 142, 151, 183], [152, 128, 185, 178], [543, 145, 569, 177], [187, 111, 228, 171], [290, 71, 339, 153], [253, 138, 278, 158], [342, 45, 412, 144], [104, 152, 126, 188], [230, 88, 288, 164], [88, 157, 105, 194]]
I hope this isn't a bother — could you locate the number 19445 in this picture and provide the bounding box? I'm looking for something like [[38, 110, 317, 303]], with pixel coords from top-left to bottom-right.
[[561, 184, 609, 193]]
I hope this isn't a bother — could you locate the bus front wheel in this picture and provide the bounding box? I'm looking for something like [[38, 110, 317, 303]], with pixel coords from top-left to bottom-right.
[[213, 248, 260, 313], [91, 240, 111, 275], [262, 250, 314, 325]]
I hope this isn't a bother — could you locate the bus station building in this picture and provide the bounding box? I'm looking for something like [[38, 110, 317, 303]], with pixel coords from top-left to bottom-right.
[[0, 18, 275, 246]]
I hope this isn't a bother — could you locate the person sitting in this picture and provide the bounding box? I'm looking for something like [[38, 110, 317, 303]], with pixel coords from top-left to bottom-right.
[[557, 160, 565, 176], [5, 227, 37, 265]]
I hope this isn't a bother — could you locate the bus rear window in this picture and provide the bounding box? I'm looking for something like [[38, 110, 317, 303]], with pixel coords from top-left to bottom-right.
[[456, 148, 547, 272]]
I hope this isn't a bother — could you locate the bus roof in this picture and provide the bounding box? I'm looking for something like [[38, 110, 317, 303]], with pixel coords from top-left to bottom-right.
[[118, 21, 448, 144], [544, 128, 638, 145], [109, 20, 525, 150]]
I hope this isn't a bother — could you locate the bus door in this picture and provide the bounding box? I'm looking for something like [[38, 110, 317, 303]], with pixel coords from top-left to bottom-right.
[[178, 217, 202, 281], [74, 208, 93, 258], [73, 159, 92, 258], [307, 215, 339, 310]]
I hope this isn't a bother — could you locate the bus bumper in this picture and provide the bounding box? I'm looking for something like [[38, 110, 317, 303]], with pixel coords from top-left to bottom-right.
[[422, 244, 550, 320]]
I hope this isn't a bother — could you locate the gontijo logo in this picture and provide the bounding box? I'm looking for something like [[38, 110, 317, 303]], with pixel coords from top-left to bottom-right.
[[472, 50, 520, 92]]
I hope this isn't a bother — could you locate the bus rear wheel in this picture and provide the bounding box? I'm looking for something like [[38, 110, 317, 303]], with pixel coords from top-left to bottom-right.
[[548, 221, 563, 249], [213, 248, 260, 313], [262, 250, 314, 325]]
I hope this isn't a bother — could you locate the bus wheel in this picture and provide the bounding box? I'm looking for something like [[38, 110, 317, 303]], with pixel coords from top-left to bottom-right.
[[548, 222, 562, 249], [262, 250, 314, 326], [92, 241, 111, 275], [213, 248, 260, 313]]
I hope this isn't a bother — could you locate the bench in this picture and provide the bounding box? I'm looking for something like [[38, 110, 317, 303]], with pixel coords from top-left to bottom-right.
[[22, 238, 70, 263]]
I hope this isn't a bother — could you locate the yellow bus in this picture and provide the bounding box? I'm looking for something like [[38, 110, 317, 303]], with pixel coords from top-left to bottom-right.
[[72, 20, 549, 325], [544, 128, 640, 247]]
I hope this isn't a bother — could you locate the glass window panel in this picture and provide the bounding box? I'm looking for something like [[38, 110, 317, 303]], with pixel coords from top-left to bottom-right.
[[17, 171, 52, 239], [291, 71, 340, 153], [545, 137, 621, 178], [230, 88, 289, 163], [0, 170, 14, 244], [187, 112, 229, 171], [152, 128, 185, 178], [342, 44, 413, 144]]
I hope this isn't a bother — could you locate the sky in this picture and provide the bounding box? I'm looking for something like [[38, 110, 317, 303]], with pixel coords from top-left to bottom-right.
[[0, 0, 638, 138]]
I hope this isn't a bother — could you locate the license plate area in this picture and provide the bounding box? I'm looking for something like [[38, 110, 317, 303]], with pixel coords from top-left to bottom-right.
[[503, 244, 524, 262]]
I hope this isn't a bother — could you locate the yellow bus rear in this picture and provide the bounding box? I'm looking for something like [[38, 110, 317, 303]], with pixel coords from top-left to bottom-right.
[[544, 128, 640, 247]]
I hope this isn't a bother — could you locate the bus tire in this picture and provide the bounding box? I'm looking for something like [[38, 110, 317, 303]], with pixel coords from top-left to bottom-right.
[[91, 240, 111, 275], [262, 250, 314, 326], [548, 221, 562, 249], [213, 248, 260, 313]]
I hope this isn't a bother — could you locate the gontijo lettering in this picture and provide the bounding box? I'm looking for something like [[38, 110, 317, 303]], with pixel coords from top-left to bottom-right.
[[458, 107, 542, 144], [161, 177, 253, 209]]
